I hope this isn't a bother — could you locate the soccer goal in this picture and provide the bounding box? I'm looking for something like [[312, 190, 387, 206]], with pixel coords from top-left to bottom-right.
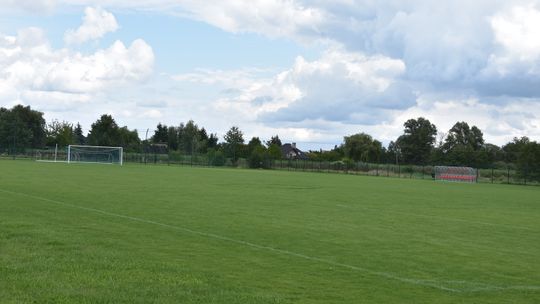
[[434, 166, 476, 183], [68, 145, 123, 165]]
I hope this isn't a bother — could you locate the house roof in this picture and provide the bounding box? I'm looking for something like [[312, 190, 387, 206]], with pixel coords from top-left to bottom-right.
[[281, 143, 309, 159]]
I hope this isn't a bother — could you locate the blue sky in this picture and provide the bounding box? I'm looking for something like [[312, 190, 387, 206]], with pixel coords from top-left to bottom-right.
[[1, 1, 540, 150]]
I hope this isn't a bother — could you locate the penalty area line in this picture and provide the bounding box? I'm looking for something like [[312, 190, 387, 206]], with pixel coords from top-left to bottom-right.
[[1, 188, 537, 293]]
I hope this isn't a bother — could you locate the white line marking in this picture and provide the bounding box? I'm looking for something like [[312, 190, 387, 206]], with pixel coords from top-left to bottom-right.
[[335, 204, 534, 231], [1, 188, 538, 293], [36, 160, 68, 163]]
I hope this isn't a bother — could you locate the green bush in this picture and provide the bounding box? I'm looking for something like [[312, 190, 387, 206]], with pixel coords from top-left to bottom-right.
[[248, 146, 269, 169], [208, 149, 226, 166]]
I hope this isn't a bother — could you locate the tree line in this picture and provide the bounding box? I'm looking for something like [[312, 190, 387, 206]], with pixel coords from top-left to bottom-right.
[[1, 104, 539, 179]]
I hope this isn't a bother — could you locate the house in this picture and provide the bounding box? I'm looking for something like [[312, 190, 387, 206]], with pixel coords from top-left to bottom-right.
[[281, 143, 309, 160]]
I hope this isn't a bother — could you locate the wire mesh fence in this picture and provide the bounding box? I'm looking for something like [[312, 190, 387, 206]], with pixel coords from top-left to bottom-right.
[[2, 148, 539, 186]]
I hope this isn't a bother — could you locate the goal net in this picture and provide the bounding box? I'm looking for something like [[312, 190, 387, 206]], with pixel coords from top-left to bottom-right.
[[68, 145, 123, 165], [434, 166, 476, 183]]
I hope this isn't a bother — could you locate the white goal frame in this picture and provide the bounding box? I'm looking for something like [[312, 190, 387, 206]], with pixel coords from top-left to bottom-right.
[[67, 145, 123, 165]]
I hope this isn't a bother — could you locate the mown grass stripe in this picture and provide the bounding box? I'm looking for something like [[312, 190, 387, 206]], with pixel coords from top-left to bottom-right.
[[2, 187, 538, 294]]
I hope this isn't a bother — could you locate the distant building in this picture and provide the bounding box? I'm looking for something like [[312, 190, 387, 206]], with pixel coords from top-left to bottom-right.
[[281, 143, 309, 160]]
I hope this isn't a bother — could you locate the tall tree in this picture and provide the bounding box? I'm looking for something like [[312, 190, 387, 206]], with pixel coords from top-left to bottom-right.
[[152, 123, 168, 143], [197, 127, 210, 153], [46, 120, 74, 147], [502, 137, 530, 162], [224, 126, 244, 161], [198, 128, 208, 142], [167, 126, 179, 151], [118, 126, 141, 152], [265, 135, 283, 160], [396, 117, 437, 164], [247, 137, 264, 155], [516, 140, 540, 181], [87, 114, 120, 146], [73, 123, 86, 145], [0, 105, 46, 151], [343, 133, 382, 162], [207, 133, 219, 150], [181, 120, 200, 154], [265, 135, 282, 147], [0, 107, 27, 151], [440, 121, 485, 166], [442, 122, 484, 152], [176, 122, 185, 151], [385, 141, 401, 164], [11, 105, 46, 148], [267, 144, 282, 160]]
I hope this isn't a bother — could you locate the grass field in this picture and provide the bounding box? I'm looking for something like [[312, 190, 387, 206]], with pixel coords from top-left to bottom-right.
[[1, 160, 539, 303]]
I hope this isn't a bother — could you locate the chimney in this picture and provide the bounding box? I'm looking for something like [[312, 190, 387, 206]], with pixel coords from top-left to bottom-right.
[[292, 143, 296, 149]]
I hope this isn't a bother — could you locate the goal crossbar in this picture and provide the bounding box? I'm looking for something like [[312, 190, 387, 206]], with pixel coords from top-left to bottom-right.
[[68, 145, 123, 149]]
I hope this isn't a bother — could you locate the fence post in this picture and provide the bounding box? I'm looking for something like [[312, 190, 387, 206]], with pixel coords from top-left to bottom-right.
[[491, 167, 494, 184], [525, 164, 528, 185], [507, 165, 510, 184]]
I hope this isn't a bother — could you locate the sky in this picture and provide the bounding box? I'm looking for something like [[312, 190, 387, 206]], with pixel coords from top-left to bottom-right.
[[1, 0, 540, 150]]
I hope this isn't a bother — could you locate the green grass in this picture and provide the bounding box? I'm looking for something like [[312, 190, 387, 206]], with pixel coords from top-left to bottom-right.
[[1, 160, 539, 303]]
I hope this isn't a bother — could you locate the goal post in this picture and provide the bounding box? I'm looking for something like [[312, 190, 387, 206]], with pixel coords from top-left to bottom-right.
[[68, 145, 123, 165], [434, 166, 477, 183]]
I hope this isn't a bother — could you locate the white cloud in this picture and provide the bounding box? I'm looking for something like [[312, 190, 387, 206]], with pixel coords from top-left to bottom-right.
[[0, 5, 154, 122], [171, 48, 412, 140], [20, 90, 91, 111], [1, 29, 153, 95], [392, 97, 540, 145], [45, 39, 154, 93], [173, 68, 274, 89], [160, 0, 540, 99], [170, 0, 328, 41], [1, 1, 329, 42], [2, 0, 540, 147], [64, 6, 119, 45], [5, 1, 539, 95], [140, 109, 163, 119], [491, 5, 540, 62], [171, 45, 540, 147], [0, 0, 57, 12], [252, 48, 412, 124], [479, 5, 540, 88]]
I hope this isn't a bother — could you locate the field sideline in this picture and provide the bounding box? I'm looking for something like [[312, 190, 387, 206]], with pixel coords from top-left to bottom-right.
[[1, 160, 539, 303]]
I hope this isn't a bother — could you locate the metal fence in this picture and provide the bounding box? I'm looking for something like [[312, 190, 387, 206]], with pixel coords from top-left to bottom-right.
[[2, 148, 539, 186]]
